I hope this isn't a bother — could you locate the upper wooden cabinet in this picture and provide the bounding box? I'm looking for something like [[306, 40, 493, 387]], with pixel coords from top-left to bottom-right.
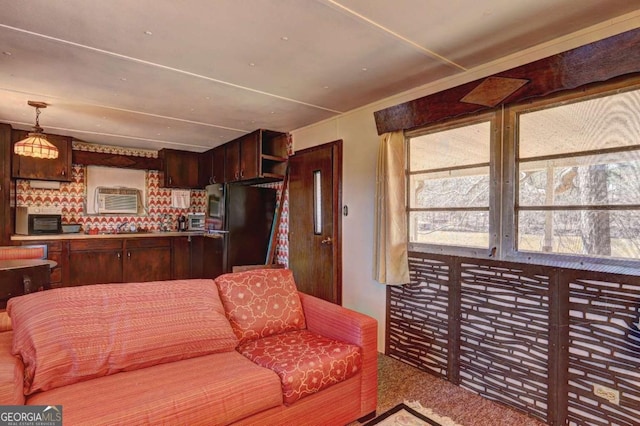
[[198, 144, 225, 187], [225, 129, 288, 184], [158, 148, 199, 188], [11, 131, 72, 182]]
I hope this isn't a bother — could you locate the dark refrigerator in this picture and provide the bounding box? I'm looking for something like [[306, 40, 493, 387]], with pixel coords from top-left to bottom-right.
[[204, 183, 277, 275]]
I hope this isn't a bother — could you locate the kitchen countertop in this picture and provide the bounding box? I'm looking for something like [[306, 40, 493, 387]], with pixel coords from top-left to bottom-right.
[[11, 231, 206, 241]]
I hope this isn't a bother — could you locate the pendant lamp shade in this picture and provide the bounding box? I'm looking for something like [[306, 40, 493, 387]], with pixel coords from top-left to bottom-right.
[[14, 101, 59, 160]]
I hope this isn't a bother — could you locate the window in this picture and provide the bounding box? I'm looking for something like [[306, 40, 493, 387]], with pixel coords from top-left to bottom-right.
[[514, 86, 640, 261], [407, 114, 498, 256], [408, 76, 640, 268]]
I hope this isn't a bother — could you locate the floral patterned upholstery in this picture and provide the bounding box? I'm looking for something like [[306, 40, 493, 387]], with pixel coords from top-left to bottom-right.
[[214, 269, 306, 344], [238, 329, 362, 405]]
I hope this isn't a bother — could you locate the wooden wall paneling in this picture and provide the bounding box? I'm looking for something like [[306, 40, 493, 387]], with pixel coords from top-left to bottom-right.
[[564, 269, 640, 425], [448, 257, 461, 385], [390, 252, 640, 425], [72, 150, 161, 171], [387, 254, 451, 378], [374, 27, 640, 134], [457, 259, 551, 422], [0, 124, 12, 245], [548, 269, 570, 425]]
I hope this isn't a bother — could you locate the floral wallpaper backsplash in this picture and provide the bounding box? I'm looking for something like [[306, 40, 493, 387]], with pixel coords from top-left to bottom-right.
[[16, 142, 206, 233], [15, 139, 290, 266], [16, 166, 206, 233]]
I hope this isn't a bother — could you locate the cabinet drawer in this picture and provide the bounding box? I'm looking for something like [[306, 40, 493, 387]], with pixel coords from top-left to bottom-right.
[[126, 237, 171, 249], [70, 239, 123, 251], [45, 241, 64, 252]]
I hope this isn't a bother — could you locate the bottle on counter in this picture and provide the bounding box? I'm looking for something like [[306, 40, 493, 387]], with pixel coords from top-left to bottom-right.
[[177, 215, 187, 232]]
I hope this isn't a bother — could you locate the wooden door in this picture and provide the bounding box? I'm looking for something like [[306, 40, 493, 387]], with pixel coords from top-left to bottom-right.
[[172, 236, 192, 279], [68, 249, 123, 286], [124, 238, 171, 282], [288, 140, 342, 304]]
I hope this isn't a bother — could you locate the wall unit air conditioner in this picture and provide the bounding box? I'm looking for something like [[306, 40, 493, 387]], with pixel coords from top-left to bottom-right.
[[96, 187, 139, 214]]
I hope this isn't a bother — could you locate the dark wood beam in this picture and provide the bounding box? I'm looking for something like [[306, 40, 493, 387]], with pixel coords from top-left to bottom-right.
[[72, 150, 162, 171], [374, 27, 640, 135]]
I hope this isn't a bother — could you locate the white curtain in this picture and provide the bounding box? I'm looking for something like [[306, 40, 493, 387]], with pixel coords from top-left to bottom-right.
[[373, 131, 410, 285]]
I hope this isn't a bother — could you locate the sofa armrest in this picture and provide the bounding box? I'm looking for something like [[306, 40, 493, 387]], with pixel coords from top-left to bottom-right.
[[0, 332, 24, 405], [298, 292, 377, 417]]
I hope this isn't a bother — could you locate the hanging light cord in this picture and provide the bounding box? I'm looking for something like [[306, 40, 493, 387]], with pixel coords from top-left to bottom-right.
[[33, 106, 43, 133]]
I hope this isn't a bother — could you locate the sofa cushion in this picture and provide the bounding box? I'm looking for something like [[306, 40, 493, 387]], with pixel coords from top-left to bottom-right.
[[27, 351, 283, 426], [8, 279, 238, 395], [238, 329, 362, 405], [214, 269, 306, 344]]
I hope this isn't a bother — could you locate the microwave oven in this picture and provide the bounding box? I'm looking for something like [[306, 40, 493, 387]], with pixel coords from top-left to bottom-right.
[[187, 212, 205, 231], [15, 206, 63, 235]]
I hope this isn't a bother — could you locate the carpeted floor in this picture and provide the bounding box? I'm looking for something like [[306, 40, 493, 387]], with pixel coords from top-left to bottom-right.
[[353, 354, 547, 426]]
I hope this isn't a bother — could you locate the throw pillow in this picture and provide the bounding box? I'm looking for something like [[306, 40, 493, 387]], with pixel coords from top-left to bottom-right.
[[8, 279, 238, 395], [214, 268, 306, 344]]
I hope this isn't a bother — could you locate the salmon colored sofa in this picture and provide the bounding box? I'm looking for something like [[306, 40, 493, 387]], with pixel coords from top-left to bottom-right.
[[0, 269, 377, 425]]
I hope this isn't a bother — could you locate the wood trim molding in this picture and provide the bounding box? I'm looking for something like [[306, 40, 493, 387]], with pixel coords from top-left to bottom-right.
[[72, 150, 161, 170], [374, 27, 640, 135]]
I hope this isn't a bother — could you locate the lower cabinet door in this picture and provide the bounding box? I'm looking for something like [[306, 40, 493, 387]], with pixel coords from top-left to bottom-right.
[[68, 250, 124, 286], [124, 247, 171, 282]]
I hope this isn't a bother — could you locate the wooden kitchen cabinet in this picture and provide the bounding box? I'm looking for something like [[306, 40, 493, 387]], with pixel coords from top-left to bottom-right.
[[68, 237, 171, 285], [202, 234, 224, 278], [158, 148, 199, 188], [68, 239, 123, 286], [171, 235, 203, 279], [224, 129, 288, 183], [0, 263, 50, 309], [20, 240, 66, 289], [11, 131, 72, 182], [224, 137, 242, 182], [198, 145, 225, 188], [124, 237, 171, 282]]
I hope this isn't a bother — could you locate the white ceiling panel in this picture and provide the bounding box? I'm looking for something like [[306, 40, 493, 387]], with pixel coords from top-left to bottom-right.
[[0, 1, 638, 151]]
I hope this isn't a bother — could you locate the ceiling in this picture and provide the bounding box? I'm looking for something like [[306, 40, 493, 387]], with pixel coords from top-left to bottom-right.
[[1, 1, 638, 153]]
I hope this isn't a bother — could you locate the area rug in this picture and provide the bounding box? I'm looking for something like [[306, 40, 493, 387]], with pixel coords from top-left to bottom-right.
[[366, 401, 463, 426]]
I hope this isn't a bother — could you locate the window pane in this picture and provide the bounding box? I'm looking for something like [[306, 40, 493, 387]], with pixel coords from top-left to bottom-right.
[[517, 210, 640, 259], [410, 167, 490, 208], [313, 170, 322, 234], [519, 88, 640, 159], [519, 153, 640, 206], [409, 121, 490, 171], [409, 211, 489, 247]]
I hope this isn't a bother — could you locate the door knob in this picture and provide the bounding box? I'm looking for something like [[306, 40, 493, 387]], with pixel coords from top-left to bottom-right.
[[321, 237, 332, 245]]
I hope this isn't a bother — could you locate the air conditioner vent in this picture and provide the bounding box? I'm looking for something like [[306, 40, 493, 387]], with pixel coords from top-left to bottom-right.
[[96, 187, 140, 214]]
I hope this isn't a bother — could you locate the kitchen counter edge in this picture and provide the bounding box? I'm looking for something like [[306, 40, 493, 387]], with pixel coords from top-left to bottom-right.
[[11, 231, 205, 241]]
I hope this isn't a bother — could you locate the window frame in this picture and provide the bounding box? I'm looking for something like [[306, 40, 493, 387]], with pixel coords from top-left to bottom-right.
[[502, 76, 640, 272], [406, 111, 502, 259], [408, 74, 640, 273]]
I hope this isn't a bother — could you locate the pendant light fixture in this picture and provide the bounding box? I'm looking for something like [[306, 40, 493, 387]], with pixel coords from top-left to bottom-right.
[[14, 101, 59, 160]]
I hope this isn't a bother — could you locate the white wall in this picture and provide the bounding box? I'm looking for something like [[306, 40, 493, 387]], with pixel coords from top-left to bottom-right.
[[290, 12, 640, 352]]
